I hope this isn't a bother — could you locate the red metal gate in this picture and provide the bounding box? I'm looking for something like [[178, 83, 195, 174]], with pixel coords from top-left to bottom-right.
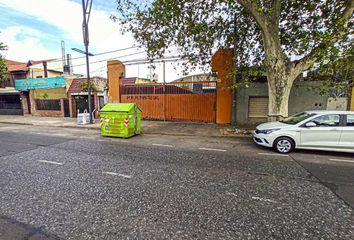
[[121, 81, 216, 122]]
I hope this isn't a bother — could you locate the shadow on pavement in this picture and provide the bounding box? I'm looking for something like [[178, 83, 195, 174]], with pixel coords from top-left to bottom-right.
[[0, 215, 63, 240]]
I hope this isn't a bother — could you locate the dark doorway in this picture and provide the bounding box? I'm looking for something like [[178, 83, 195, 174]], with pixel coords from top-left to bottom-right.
[[74, 95, 94, 114], [63, 99, 70, 117], [22, 91, 31, 114]]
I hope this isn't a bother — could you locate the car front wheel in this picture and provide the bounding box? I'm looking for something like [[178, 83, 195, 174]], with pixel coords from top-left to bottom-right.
[[273, 137, 294, 154]]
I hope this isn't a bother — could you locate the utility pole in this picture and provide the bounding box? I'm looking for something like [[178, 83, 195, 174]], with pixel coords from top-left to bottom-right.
[[163, 61, 166, 121], [82, 0, 93, 123], [43, 61, 48, 78], [232, 13, 238, 125]]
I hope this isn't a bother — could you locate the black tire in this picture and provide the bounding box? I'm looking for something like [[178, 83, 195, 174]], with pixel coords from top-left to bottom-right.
[[273, 137, 295, 154]]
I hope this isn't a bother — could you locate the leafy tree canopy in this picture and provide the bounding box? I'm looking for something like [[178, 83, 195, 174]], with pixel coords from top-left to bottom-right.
[[113, 0, 353, 68], [113, 0, 354, 118]]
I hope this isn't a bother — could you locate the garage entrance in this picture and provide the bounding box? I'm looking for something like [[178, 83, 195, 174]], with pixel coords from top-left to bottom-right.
[[121, 81, 217, 122], [0, 94, 23, 115]]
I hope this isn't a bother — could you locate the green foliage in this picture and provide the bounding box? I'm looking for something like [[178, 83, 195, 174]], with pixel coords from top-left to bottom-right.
[[42, 93, 49, 99], [310, 45, 354, 96], [0, 40, 8, 85], [0, 58, 7, 75], [81, 81, 98, 92], [0, 41, 6, 52], [113, 0, 353, 81]]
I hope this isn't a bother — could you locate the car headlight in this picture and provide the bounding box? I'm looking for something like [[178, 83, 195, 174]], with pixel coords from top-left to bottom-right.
[[257, 128, 280, 134]]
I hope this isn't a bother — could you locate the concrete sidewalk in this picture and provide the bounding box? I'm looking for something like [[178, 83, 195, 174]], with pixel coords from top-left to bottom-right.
[[0, 115, 253, 137]]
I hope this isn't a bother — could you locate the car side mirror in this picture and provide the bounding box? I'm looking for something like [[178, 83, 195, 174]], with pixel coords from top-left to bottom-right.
[[305, 122, 317, 128]]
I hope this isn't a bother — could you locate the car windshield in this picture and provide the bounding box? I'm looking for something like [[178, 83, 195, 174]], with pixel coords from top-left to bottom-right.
[[280, 112, 316, 125]]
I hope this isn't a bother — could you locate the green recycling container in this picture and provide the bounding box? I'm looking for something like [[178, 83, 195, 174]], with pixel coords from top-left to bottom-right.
[[99, 103, 142, 138]]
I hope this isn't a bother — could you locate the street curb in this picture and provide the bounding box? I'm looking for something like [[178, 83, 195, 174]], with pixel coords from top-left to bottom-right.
[[0, 121, 252, 138], [140, 132, 252, 138], [0, 121, 99, 130]]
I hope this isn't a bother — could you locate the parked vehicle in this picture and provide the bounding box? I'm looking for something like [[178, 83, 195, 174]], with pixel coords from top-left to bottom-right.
[[253, 111, 354, 154]]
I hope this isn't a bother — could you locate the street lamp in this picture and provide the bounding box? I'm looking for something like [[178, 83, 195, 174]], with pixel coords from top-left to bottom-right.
[[72, 48, 94, 56], [73, 0, 94, 123]]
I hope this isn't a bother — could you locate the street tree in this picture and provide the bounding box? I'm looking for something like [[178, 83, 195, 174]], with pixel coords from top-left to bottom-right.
[[113, 0, 354, 119], [0, 40, 8, 86], [314, 45, 354, 97]]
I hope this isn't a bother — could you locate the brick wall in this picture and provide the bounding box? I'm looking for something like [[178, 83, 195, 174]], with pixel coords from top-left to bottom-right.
[[29, 90, 65, 117], [20, 92, 29, 115], [107, 60, 125, 103]]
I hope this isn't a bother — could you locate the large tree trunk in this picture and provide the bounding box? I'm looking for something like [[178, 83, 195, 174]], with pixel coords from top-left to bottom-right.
[[267, 73, 294, 121], [262, 26, 297, 121]]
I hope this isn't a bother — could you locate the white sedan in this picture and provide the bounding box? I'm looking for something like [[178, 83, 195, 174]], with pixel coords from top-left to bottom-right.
[[253, 111, 354, 154]]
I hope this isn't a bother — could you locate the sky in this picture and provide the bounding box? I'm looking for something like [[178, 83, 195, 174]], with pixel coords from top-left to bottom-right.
[[0, 0, 204, 82]]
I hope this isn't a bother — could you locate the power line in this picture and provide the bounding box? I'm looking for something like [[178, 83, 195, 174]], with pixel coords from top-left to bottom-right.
[[89, 57, 187, 75], [22, 50, 149, 74], [15, 51, 185, 76], [6, 45, 143, 66], [122, 56, 183, 64], [47, 45, 143, 63]]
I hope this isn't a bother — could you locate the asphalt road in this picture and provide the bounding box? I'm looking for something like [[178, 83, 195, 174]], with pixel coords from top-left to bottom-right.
[[0, 123, 353, 240]]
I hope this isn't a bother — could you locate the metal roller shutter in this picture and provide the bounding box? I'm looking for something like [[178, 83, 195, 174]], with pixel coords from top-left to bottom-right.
[[248, 97, 268, 118]]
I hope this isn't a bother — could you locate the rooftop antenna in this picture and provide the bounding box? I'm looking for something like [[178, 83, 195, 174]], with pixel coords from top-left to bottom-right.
[[67, 54, 73, 75], [61, 40, 66, 72]]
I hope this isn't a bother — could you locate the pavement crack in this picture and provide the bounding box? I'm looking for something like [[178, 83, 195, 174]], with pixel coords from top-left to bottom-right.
[[289, 155, 354, 210]]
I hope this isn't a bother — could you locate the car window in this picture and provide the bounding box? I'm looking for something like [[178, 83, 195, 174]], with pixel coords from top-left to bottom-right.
[[346, 115, 354, 127], [311, 114, 340, 127], [280, 112, 316, 125]]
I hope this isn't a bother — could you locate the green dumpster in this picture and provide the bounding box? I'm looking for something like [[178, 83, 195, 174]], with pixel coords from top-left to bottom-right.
[[99, 103, 142, 138]]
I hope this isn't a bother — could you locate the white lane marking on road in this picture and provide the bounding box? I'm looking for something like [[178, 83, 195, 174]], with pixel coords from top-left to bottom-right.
[[251, 196, 278, 203], [37, 160, 63, 165], [103, 172, 133, 178], [329, 158, 354, 163], [152, 143, 174, 148], [199, 147, 227, 152], [258, 153, 289, 157], [226, 192, 238, 197]]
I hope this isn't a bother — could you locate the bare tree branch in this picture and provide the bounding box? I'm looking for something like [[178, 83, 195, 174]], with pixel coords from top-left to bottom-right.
[[271, 0, 281, 24], [342, 0, 354, 27], [236, 0, 269, 30]]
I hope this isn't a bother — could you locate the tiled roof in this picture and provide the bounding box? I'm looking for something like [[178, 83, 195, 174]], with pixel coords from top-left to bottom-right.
[[68, 77, 107, 93], [5, 59, 57, 72], [27, 59, 55, 66], [5, 59, 28, 72], [68, 78, 84, 93]]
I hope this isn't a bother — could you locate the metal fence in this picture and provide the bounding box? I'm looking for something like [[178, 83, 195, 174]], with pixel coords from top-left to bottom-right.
[[0, 102, 22, 109], [121, 81, 217, 95], [36, 99, 61, 111], [121, 81, 217, 122]]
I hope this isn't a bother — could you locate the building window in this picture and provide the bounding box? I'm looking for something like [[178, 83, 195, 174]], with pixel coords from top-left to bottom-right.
[[36, 76, 43, 78]]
